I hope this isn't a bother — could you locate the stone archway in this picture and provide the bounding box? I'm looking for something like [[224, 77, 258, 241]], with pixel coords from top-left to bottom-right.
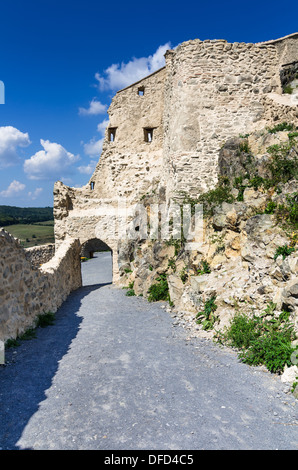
[[80, 238, 113, 287], [81, 238, 111, 259]]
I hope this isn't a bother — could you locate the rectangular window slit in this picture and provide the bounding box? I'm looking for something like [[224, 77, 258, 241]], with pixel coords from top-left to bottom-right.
[[108, 127, 117, 142], [144, 128, 154, 142]]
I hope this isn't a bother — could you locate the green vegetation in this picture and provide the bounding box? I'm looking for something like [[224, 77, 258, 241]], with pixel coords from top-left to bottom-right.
[[274, 244, 296, 261], [124, 268, 133, 273], [216, 303, 296, 374], [196, 260, 211, 275], [275, 193, 298, 230], [283, 85, 293, 95], [180, 266, 188, 284], [0, 205, 53, 227], [264, 200, 277, 214], [5, 311, 56, 349], [267, 122, 295, 134], [168, 257, 176, 272], [125, 289, 136, 296], [266, 143, 298, 186], [196, 295, 218, 330], [36, 311, 56, 328], [165, 237, 183, 256], [147, 273, 170, 302], [3, 222, 55, 247], [123, 281, 135, 296]]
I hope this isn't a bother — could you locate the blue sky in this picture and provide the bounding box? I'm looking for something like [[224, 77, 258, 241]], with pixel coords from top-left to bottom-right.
[[0, 0, 297, 207]]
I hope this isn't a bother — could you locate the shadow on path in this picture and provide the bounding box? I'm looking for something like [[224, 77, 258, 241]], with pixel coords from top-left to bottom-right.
[[0, 283, 109, 450]]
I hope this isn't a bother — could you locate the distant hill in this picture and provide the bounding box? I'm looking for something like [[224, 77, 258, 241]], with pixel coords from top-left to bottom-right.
[[0, 205, 53, 227]]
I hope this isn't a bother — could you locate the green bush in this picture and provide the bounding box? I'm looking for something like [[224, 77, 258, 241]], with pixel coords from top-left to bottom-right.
[[126, 289, 136, 296], [274, 244, 295, 261], [218, 312, 262, 350], [283, 85, 293, 95], [36, 311, 55, 328], [197, 260, 211, 275], [148, 273, 170, 302], [239, 333, 295, 373], [274, 193, 298, 230], [198, 180, 234, 217], [196, 295, 218, 330], [267, 122, 295, 134], [216, 305, 296, 374], [264, 200, 277, 214], [267, 143, 298, 185]]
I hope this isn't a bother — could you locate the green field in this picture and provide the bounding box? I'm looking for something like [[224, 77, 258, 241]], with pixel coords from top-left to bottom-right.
[[3, 221, 55, 247]]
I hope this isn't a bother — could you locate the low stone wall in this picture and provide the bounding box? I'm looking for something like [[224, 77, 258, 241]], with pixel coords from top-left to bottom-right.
[[25, 244, 55, 267], [0, 229, 82, 342]]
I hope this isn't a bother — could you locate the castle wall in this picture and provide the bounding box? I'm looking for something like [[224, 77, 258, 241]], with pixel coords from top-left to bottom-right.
[[53, 33, 298, 283], [54, 68, 167, 281], [25, 243, 55, 267], [0, 229, 82, 342], [162, 34, 298, 201]]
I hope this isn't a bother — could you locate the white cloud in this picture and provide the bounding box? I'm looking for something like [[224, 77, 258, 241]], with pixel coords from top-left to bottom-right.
[[83, 137, 104, 157], [24, 139, 80, 181], [28, 187, 43, 200], [97, 119, 109, 135], [79, 98, 107, 116], [0, 126, 31, 168], [95, 42, 171, 91], [0, 180, 26, 198], [78, 160, 97, 175]]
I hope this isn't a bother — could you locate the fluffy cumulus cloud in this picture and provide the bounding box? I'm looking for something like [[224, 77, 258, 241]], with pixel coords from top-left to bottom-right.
[[95, 42, 171, 91], [97, 119, 109, 134], [79, 98, 107, 116], [24, 139, 80, 181], [83, 137, 104, 157], [0, 180, 26, 198], [78, 160, 97, 175], [0, 126, 31, 168], [28, 187, 43, 200], [81, 118, 109, 160]]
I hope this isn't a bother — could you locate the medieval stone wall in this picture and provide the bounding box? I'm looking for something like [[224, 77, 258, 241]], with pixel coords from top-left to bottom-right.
[[25, 244, 55, 267], [162, 34, 298, 201], [0, 229, 82, 342], [53, 33, 298, 283]]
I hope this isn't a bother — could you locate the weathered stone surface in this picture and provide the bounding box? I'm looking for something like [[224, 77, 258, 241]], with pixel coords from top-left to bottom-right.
[[25, 244, 55, 267], [53, 34, 298, 284], [0, 229, 82, 342]]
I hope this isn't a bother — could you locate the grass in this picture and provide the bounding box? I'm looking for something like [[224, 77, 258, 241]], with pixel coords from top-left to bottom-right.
[[215, 304, 297, 374], [3, 221, 55, 247], [147, 273, 170, 302], [196, 295, 218, 330], [274, 244, 296, 261], [5, 311, 56, 350]]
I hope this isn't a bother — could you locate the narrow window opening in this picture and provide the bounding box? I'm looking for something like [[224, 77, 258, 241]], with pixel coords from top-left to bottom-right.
[[108, 127, 117, 142], [144, 128, 154, 143], [90, 181, 95, 190], [138, 86, 145, 96]]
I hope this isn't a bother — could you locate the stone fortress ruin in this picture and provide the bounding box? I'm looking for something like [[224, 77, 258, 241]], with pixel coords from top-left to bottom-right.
[[54, 33, 298, 281], [1, 32, 298, 342]]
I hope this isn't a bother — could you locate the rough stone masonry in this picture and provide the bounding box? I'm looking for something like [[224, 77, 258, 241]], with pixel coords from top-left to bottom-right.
[[53, 33, 298, 282]]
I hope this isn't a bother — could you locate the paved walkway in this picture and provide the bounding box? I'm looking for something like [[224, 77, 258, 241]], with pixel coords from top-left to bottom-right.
[[0, 252, 297, 450]]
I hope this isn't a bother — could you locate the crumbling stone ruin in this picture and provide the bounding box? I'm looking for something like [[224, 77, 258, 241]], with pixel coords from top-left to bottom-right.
[[54, 33, 298, 281], [1, 34, 298, 383], [0, 231, 81, 341]]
